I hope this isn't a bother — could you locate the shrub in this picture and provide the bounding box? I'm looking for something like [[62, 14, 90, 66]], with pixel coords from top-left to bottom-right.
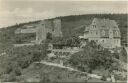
[[6, 44, 47, 68], [13, 66, 22, 76], [0, 44, 47, 78], [69, 41, 114, 72], [2, 73, 16, 82]]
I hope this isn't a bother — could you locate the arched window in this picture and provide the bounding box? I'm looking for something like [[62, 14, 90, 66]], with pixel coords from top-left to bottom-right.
[[101, 30, 106, 36], [96, 31, 98, 35], [93, 25, 96, 28], [116, 31, 118, 36]]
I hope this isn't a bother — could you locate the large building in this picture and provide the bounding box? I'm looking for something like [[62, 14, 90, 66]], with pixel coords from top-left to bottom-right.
[[83, 18, 121, 48], [15, 19, 62, 44]]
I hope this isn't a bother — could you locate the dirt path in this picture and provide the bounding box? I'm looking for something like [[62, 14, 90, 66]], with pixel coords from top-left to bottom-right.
[[34, 60, 102, 79]]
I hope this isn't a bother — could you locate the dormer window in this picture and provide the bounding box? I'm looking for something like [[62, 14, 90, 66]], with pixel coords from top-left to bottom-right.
[[113, 30, 119, 37], [115, 31, 118, 36], [93, 25, 96, 28]]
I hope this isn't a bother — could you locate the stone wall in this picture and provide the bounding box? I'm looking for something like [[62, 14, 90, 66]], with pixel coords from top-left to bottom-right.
[[52, 19, 62, 37], [35, 20, 46, 44], [15, 28, 37, 34], [35, 19, 63, 44]]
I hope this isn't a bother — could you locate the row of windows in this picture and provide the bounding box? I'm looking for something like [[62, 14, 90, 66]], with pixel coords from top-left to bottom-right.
[[53, 52, 70, 55], [92, 25, 110, 28], [113, 31, 119, 36], [92, 39, 120, 44], [90, 31, 98, 35], [92, 25, 119, 35], [92, 25, 96, 28], [101, 39, 119, 43], [89, 30, 119, 37]]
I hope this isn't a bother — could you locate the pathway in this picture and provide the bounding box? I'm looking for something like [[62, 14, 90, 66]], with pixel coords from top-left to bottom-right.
[[34, 60, 102, 79]]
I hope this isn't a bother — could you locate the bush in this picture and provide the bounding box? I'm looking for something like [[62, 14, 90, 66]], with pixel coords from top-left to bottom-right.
[[4, 63, 13, 74], [40, 73, 51, 83], [13, 67, 21, 76], [0, 44, 47, 79], [119, 47, 127, 62], [6, 44, 47, 68], [1, 73, 16, 82], [69, 41, 114, 72]]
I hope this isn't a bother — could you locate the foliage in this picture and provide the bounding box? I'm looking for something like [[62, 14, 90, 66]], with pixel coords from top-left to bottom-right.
[[14, 33, 36, 44], [49, 36, 81, 47], [0, 20, 40, 53], [69, 41, 115, 72], [0, 14, 127, 52], [0, 44, 47, 77], [59, 14, 127, 46], [46, 32, 52, 40], [119, 47, 127, 62]]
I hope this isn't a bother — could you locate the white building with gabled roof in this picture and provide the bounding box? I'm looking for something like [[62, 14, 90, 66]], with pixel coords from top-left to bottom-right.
[[83, 18, 121, 48]]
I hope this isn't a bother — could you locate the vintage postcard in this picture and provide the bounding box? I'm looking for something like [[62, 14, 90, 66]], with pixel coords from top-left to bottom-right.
[[0, 0, 127, 82]]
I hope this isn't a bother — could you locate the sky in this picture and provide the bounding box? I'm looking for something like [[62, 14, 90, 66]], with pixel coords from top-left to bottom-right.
[[0, 0, 127, 28]]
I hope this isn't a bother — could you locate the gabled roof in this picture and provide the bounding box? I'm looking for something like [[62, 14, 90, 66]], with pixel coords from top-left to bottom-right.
[[92, 18, 118, 30]]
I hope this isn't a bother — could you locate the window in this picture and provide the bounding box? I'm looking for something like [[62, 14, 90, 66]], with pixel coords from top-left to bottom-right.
[[102, 40, 104, 43], [52, 27, 54, 31], [116, 31, 118, 36], [90, 31, 92, 34], [96, 31, 98, 35], [93, 25, 96, 28], [114, 40, 116, 43], [113, 30, 118, 37]]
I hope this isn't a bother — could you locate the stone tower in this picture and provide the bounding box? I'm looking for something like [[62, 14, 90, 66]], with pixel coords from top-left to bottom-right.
[[36, 21, 46, 44], [52, 19, 62, 37]]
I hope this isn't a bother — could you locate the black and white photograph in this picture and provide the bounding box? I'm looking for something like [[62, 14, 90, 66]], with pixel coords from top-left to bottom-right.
[[0, 0, 127, 82]]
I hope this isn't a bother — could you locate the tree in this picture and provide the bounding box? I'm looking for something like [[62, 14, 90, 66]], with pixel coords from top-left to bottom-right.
[[46, 32, 52, 40], [119, 47, 127, 62], [69, 41, 114, 72], [0, 44, 47, 78]]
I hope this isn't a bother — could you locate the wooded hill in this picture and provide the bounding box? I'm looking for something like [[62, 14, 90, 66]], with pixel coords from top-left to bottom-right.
[[0, 14, 127, 49], [0, 14, 127, 82], [58, 14, 127, 46]]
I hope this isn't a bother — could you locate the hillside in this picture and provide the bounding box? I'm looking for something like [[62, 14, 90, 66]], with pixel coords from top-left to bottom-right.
[[0, 21, 40, 53], [0, 14, 127, 49], [0, 38, 127, 82], [59, 14, 127, 46], [0, 15, 127, 82]]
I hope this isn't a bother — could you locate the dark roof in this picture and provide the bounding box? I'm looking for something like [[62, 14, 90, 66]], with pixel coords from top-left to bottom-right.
[[93, 18, 118, 30]]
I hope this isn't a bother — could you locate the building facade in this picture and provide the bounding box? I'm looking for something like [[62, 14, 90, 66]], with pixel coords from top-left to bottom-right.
[[84, 18, 121, 48]]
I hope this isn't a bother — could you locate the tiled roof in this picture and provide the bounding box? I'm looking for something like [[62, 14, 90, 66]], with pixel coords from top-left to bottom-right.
[[93, 18, 118, 30]]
